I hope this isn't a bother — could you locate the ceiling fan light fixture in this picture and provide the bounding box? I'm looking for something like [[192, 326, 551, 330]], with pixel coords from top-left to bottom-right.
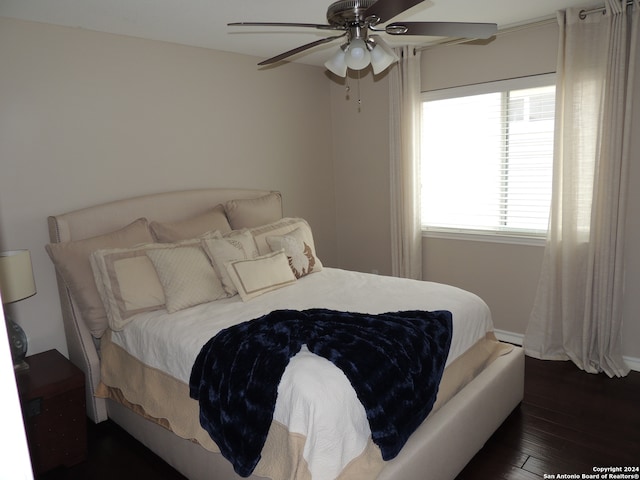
[[344, 38, 371, 70], [369, 37, 399, 74], [324, 46, 348, 77]]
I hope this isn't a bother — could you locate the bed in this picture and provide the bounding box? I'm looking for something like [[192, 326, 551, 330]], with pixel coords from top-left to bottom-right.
[[46, 187, 524, 480]]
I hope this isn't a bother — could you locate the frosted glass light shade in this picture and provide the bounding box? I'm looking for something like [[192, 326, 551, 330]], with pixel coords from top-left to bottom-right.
[[345, 39, 371, 70], [370, 39, 399, 74], [324, 48, 348, 77]]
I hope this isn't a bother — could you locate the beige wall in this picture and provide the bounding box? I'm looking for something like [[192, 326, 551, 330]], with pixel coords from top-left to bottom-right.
[[420, 21, 559, 91], [329, 71, 393, 275], [423, 237, 544, 337], [0, 17, 337, 357]]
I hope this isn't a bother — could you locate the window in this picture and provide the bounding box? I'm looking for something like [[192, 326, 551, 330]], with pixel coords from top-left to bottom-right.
[[420, 75, 555, 241]]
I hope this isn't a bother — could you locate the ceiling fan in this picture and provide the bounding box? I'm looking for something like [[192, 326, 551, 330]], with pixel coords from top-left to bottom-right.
[[228, 0, 497, 77]]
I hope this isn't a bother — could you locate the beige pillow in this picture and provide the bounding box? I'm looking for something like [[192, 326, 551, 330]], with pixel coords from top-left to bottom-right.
[[266, 227, 323, 278], [146, 245, 227, 313], [90, 244, 168, 331], [224, 192, 282, 230], [150, 204, 231, 242], [250, 217, 320, 256], [201, 231, 259, 296], [45, 218, 153, 338], [225, 249, 297, 301]]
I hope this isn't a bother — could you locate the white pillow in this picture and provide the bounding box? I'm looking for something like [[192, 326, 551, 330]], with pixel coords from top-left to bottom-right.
[[266, 227, 322, 278], [201, 230, 259, 296], [146, 245, 226, 313], [225, 249, 296, 301], [90, 243, 167, 331], [250, 217, 320, 256]]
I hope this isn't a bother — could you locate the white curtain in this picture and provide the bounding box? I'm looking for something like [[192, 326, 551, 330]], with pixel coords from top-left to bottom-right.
[[389, 46, 422, 280], [525, 0, 639, 377]]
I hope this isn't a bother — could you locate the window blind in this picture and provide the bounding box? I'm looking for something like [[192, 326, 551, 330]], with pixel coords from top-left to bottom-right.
[[421, 76, 555, 237]]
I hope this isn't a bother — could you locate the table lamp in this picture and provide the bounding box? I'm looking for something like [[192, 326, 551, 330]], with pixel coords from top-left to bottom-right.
[[0, 250, 36, 372]]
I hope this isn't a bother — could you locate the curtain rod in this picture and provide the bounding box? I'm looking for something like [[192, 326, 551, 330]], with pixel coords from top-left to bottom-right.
[[418, 0, 635, 52], [580, 0, 635, 19]]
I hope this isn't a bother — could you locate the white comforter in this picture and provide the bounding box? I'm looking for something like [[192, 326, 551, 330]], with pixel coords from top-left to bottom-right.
[[111, 268, 493, 480]]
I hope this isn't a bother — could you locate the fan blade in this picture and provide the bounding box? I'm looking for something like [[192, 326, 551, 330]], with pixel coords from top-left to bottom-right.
[[386, 21, 497, 39], [258, 34, 346, 66], [228, 22, 340, 31], [364, 0, 425, 24]]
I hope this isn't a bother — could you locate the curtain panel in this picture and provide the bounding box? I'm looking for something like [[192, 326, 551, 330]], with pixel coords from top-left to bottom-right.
[[389, 46, 423, 280], [525, 0, 639, 377]]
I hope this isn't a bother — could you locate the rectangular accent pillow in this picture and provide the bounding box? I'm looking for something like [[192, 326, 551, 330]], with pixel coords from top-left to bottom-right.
[[90, 244, 168, 331], [266, 227, 323, 278], [225, 249, 296, 301], [146, 244, 227, 313], [224, 192, 282, 230], [45, 218, 154, 338], [201, 231, 259, 296], [150, 204, 231, 242]]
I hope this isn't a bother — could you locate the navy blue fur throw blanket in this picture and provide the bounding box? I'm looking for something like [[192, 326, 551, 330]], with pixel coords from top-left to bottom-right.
[[189, 308, 453, 477]]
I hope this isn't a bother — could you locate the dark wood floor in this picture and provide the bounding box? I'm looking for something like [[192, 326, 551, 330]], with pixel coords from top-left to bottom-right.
[[38, 356, 640, 480]]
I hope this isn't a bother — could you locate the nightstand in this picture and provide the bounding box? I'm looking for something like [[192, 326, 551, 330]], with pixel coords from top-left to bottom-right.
[[17, 349, 87, 474]]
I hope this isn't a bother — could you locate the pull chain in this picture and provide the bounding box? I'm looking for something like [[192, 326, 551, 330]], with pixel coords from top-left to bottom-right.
[[357, 70, 362, 112], [343, 71, 363, 112]]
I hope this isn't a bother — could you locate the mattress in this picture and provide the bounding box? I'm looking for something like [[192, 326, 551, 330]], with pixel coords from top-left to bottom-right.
[[99, 268, 510, 479]]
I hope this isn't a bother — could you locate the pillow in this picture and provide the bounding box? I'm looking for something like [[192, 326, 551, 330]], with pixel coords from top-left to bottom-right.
[[225, 249, 296, 301], [201, 231, 259, 296], [250, 217, 321, 258], [266, 227, 323, 278], [90, 244, 168, 331], [45, 218, 154, 338], [150, 204, 231, 242], [224, 192, 283, 230], [146, 244, 227, 313]]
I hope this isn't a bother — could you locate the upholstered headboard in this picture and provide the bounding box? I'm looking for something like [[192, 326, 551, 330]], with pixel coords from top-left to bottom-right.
[[47, 188, 276, 422]]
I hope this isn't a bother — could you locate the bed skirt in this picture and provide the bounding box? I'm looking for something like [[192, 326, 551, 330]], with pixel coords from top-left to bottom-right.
[[98, 330, 514, 479]]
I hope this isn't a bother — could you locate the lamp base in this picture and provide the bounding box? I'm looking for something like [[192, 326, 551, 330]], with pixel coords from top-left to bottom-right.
[[14, 359, 29, 373], [5, 315, 29, 373]]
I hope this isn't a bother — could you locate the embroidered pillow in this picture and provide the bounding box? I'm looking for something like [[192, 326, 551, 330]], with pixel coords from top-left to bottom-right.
[[266, 227, 322, 278]]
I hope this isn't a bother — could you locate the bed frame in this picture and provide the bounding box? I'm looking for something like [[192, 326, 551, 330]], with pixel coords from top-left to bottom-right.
[[48, 187, 524, 480]]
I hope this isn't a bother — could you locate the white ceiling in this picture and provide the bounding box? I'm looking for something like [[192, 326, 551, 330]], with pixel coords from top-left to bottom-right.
[[0, 0, 600, 67]]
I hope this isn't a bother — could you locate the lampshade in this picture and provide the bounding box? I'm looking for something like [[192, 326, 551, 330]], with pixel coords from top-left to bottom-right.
[[0, 250, 35, 372], [0, 250, 36, 304], [369, 37, 399, 75], [324, 47, 348, 77], [325, 37, 399, 78]]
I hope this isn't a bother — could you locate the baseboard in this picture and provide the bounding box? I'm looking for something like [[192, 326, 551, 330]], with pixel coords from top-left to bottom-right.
[[493, 329, 640, 373]]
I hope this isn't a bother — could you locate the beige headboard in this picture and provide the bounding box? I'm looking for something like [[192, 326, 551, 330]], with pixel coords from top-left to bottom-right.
[[47, 188, 275, 422]]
